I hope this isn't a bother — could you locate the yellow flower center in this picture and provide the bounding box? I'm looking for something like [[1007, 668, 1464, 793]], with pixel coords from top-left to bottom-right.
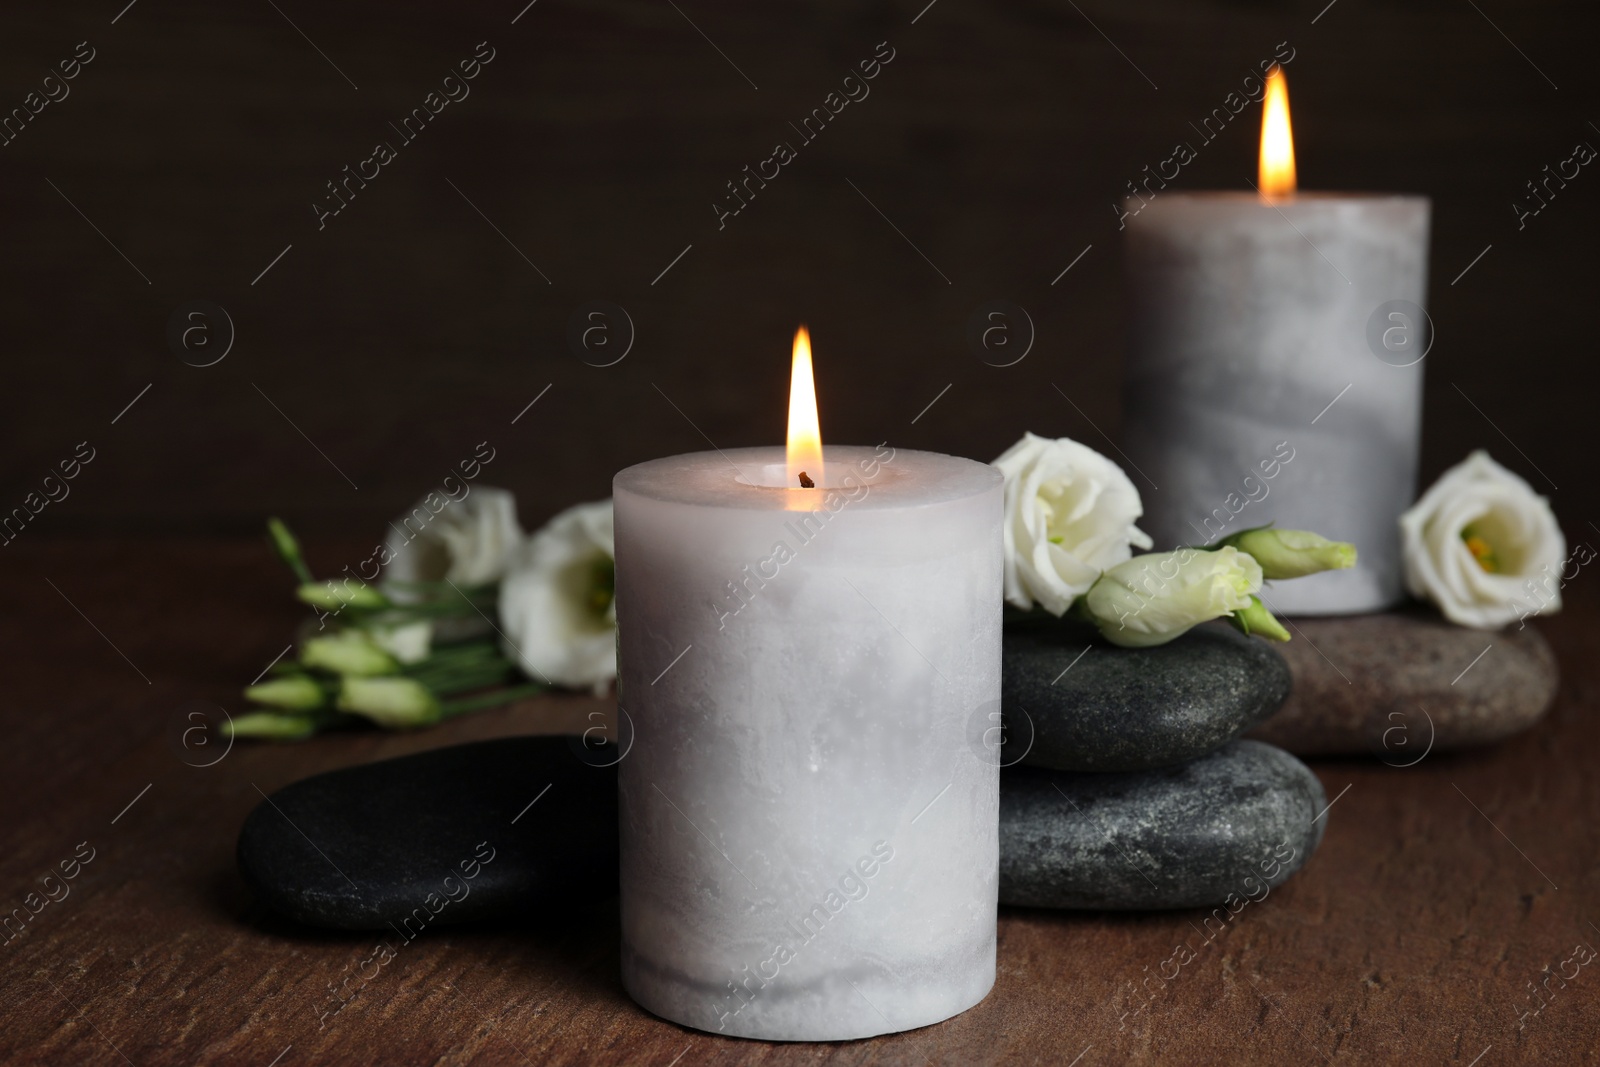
[[1037, 482, 1087, 549], [1462, 527, 1498, 573], [589, 557, 617, 615], [1037, 494, 1061, 539]]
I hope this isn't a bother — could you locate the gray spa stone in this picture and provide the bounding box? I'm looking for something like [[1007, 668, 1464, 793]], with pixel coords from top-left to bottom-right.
[[1003, 618, 1291, 772], [237, 736, 619, 929], [999, 740, 1324, 910]]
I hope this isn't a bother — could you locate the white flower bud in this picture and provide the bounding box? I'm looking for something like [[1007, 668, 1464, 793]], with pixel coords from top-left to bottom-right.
[[1217, 528, 1356, 580], [337, 677, 441, 728], [1084, 547, 1262, 648], [244, 674, 327, 711], [301, 630, 400, 677]]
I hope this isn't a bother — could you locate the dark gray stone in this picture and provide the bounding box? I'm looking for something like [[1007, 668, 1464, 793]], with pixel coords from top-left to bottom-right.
[[999, 740, 1324, 910], [1003, 618, 1292, 772], [237, 737, 619, 930]]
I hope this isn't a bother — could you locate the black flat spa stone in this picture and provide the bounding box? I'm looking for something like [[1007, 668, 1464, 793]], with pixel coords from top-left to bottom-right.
[[237, 736, 619, 930]]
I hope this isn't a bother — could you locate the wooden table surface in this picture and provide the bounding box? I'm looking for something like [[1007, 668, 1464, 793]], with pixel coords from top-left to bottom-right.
[[3, 538, 1596, 1066]]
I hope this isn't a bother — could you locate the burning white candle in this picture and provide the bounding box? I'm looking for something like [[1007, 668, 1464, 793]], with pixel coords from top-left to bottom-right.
[[614, 328, 1002, 1040], [1122, 68, 1432, 614]]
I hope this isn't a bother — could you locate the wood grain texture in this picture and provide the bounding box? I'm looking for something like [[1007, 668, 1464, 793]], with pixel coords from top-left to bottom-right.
[[1, 538, 1596, 1065]]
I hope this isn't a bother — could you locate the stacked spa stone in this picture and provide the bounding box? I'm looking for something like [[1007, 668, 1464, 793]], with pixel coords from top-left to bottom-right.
[[996, 616, 1326, 910], [236, 626, 1349, 930]]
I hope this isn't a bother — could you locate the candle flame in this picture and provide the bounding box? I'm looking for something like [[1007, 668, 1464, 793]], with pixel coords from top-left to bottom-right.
[[1259, 65, 1296, 199], [786, 326, 824, 489]]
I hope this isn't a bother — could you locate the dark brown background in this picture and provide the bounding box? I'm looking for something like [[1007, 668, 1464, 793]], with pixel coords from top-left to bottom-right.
[[2, 0, 1593, 538], [3, 1, 1598, 1064]]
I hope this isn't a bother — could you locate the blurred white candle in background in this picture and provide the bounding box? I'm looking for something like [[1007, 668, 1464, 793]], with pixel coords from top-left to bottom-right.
[[1122, 67, 1431, 614], [614, 329, 1003, 1039]]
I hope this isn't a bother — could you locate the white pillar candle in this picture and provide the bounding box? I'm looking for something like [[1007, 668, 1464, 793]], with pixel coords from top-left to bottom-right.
[[614, 444, 1002, 1040], [1121, 69, 1431, 615], [1122, 193, 1430, 614]]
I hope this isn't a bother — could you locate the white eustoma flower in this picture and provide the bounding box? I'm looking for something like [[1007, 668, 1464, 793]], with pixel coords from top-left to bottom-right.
[[1400, 450, 1566, 629], [993, 432, 1153, 615], [384, 486, 522, 589], [1084, 547, 1262, 648], [365, 619, 433, 665], [498, 500, 616, 691]]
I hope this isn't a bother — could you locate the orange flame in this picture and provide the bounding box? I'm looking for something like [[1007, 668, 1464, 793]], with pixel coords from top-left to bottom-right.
[[786, 326, 824, 489], [1259, 66, 1296, 199]]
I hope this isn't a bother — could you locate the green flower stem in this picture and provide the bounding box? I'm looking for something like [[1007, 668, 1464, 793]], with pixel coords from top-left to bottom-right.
[[267, 517, 315, 585], [382, 580, 497, 597], [225, 707, 355, 741], [415, 640, 502, 661], [440, 683, 547, 720], [298, 580, 388, 611], [412, 654, 511, 675], [410, 665, 519, 697], [405, 643, 508, 669], [343, 598, 495, 622], [402, 641, 511, 678], [405, 651, 508, 672], [225, 711, 319, 740]]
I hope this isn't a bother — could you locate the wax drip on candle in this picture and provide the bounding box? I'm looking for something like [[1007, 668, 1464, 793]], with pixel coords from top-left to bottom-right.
[[1259, 66, 1296, 200]]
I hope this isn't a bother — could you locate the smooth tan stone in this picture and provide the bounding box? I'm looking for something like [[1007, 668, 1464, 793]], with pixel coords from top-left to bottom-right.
[[1247, 607, 1558, 758]]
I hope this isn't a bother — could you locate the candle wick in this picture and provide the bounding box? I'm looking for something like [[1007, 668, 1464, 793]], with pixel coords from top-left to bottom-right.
[[798, 471, 815, 489]]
